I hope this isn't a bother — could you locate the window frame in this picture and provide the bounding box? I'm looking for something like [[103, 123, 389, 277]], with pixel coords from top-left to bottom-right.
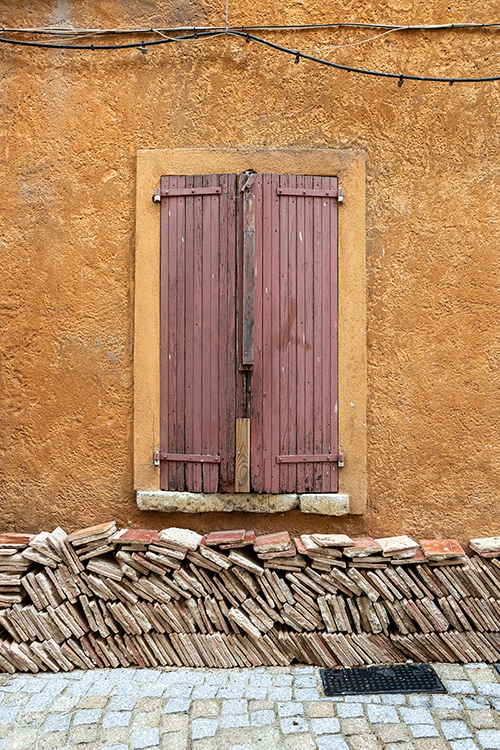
[[134, 148, 367, 513]]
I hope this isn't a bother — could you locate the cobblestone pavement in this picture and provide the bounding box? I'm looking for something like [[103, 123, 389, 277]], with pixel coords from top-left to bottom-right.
[[2, 663, 500, 750]]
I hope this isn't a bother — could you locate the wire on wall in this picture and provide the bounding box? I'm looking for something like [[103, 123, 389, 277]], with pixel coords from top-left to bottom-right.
[[0, 23, 499, 84]]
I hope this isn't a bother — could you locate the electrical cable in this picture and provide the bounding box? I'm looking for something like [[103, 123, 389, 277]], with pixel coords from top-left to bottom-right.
[[0, 25, 498, 84]]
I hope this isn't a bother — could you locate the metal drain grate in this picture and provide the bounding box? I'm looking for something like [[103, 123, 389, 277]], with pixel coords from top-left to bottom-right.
[[320, 664, 447, 696]]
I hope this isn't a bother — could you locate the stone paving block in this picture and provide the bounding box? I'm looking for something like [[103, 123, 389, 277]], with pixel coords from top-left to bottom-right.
[[465, 697, 491, 710], [102, 728, 129, 745], [449, 741, 480, 750], [345, 695, 381, 704], [38, 732, 68, 750], [86, 681, 113, 697], [294, 688, 320, 701], [413, 740, 449, 750], [466, 668, 499, 684], [434, 665, 467, 680], [138, 698, 162, 712], [179, 672, 205, 686], [476, 730, 500, 748], [131, 728, 160, 749], [70, 724, 100, 744], [103, 712, 131, 729], [73, 709, 102, 726], [161, 713, 189, 733], [221, 699, 247, 715], [249, 674, 273, 688], [246, 688, 267, 700], [382, 694, 406, 705], [102, 746, 128, 750], [305, 702, 337, 718], [192, 718, 218, 740], [284, 735, 317, 750], [469, 710, 500, 730], [376, 723, 411, 743], [131, 712, 160, 730], [220, 715, 250, 729], [14, 713, 44, 729], [295, 675, 317, 688], [230, 746, 253, 750], [44, 715, 72, 732], [441, 720, 473, 740], [408, 696, 431, 707], [192, 686, 219, 700], [311, 717, 340, 734], [25, 694, 54, 711], [296, 667, 314, 674], [217, 687, 245, 700], [432, 695, 463, 709], [191, 700, 220, 718], [447, 680, 477, 695], [251, 710, 275, 727], [399, 707, 433, 724], [228, 673, 249, 687], [21, 678, 47, 693], [367, 704, 399, 724], [280, 716, 309, 734], [347, 733, 383, 750], [337, 703, 364, 718], [159, 729, 188, 748], [409, 725, 440, 738], [385, 744, 415, 750], [108, 695, 137, 711], [139, 685, 164, 699], [4, 728, 38, 750], [316, 737, 349, 750], [278, 702, 304, 717], [163, 699, 191, 714], [204, 672, 229, 685], [478, 684, 500, 698], [340, 717, 370, 735], [79, 696, 109, 709], [269, 687, 293, 701], [251, 726, 282, 746], [275, 675, 293, 687], [163, 685, 193, 699], [134, 670, 161, 683]]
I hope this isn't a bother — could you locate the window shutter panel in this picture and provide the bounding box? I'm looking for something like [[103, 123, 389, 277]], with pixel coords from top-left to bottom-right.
[[250, 174, 339, 493], [159, 174, 237, 493]]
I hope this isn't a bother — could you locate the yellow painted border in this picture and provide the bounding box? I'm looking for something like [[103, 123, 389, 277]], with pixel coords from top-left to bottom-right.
[[134, 148, 367, 513]]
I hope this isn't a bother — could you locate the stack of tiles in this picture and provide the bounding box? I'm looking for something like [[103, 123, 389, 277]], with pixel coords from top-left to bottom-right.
[[0, 525, 500, 673]]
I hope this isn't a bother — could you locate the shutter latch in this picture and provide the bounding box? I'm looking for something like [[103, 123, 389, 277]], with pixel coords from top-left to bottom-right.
[[154, 452, 221, 467]]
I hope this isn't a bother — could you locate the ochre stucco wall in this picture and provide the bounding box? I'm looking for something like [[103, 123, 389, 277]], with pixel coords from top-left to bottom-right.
[[1, 1, 500, 546]]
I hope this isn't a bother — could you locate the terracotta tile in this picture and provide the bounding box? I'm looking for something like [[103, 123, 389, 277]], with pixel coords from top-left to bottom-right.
[[376, 535, 418, 557], [204, 530, 246, 546], [254, 531, 291, 553], [470, 537, 500, 557], [343, 538, 383, 558], [67, 522, 116, 542], [311, 534, 354, 547], [112, 529, 158, 543], [391, 547, 426, 564], [294, 537, 308, 555], [420, 539, 465, 560], [220, 530, 257, 548], [257, 542, 296, 559]]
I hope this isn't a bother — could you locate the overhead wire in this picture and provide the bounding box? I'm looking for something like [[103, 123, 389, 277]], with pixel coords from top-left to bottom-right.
[[0, 23, 499, 84]]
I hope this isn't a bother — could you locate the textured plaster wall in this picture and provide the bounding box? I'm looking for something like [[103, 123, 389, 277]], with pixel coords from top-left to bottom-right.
[[1, 0, 500, 545]]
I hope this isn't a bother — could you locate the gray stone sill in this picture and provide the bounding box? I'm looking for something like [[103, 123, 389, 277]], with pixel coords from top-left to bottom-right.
[[137, 491, 350, 515]]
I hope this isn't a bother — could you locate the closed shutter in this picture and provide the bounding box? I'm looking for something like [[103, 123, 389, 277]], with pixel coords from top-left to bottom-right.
[[159, 172, 339, 494], [159, 174, 237, 493], [249, 174, 339, 493]]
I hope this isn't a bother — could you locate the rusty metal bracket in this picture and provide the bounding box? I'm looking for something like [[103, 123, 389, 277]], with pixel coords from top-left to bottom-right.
[[153, 187, 222, 202], [277, 186, 344, 200], [276, 453, 345, 467], [154, 452, 221, 467]]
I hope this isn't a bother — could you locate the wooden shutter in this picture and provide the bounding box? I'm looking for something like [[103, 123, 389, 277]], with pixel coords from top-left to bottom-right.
[[249, 174, 339, 494], [159, 174, 237, 493]]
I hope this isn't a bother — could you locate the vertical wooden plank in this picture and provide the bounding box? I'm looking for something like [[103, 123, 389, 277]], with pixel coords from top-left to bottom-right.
[[250, 175, 263, 492], [278, 174, 289, 492], [206, 176, 220, 492], [235, 418, 250, 492], [159, 176, 170, 491], [312, 176, 323, 490], [303, 175, 315, 491], [242, 187, 255, 366], [201, 177, 212, 492], [330, 176, 339, 492], [190, 175, 203, 491], [174, 177, 186, 491], [295, 175, 306, 494], [168, 176, 181, 490], [261, 174, 273, 493], [287, 181, 298, 493], [319, 176, 331, 492], [183, 175, 195, 492], [269, 174, 281, 494]]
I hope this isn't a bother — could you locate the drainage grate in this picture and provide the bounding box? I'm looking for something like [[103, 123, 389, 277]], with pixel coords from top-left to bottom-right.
[[320, 664, 447, 696]]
